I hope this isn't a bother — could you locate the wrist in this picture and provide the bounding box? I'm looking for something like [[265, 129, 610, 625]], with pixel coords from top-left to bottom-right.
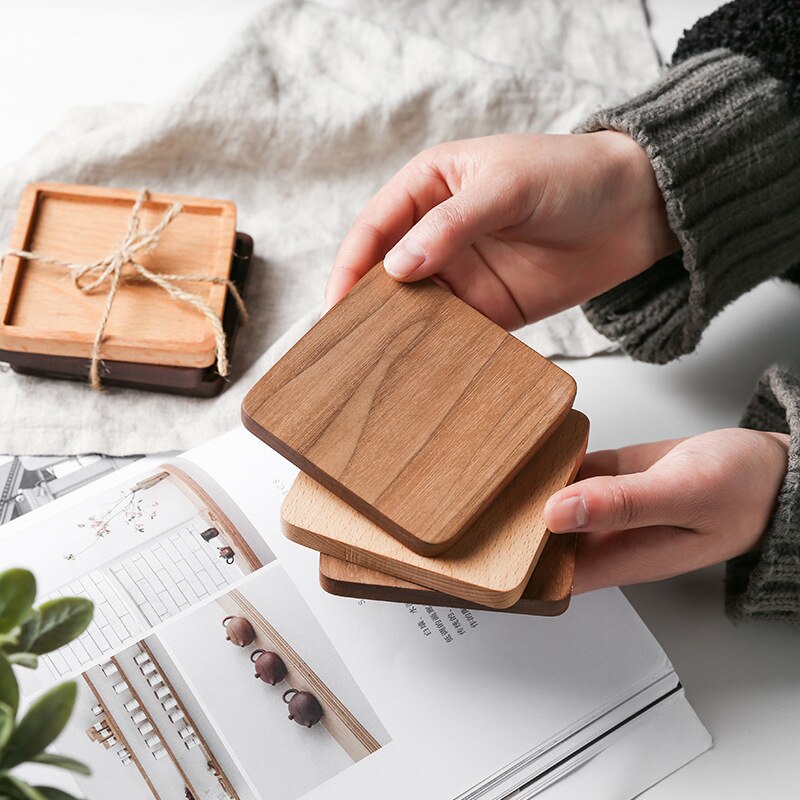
[[598, 130, 679, 268]]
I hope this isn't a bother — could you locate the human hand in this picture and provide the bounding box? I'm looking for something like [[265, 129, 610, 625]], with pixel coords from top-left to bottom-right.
[[542, 428, 790, 594], [325, 132, 678, 328]]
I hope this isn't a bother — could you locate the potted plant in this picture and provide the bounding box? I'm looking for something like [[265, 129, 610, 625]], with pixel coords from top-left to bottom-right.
[[0, 568, 94, 800]]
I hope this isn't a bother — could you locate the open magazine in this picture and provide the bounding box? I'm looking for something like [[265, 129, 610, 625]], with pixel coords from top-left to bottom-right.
[[0, 428, 711, 800]]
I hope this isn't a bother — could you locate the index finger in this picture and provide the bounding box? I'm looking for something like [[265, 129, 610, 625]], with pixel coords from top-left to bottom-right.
[[324, 159, 451, 311], [576, 438, 686, 480]]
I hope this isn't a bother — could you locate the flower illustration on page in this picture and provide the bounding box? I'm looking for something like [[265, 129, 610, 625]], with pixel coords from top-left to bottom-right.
[[65, 472, 166, 560]]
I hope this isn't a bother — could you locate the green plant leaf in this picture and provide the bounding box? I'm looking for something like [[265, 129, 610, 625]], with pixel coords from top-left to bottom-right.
[[0, 655, 19, 715], [0, 701, 15, 750], [27, 600, 93, 656], [0, 774, 24, 800], [0, 682, 77, 770], [0, 774, 25, 800], [6, 654, 38, 670], [30, 754, 90, 777], [13, 611, 41, 655], [0, 775, 47, 800], [0, 570, 36, 635], [33, 788, 81, 800]]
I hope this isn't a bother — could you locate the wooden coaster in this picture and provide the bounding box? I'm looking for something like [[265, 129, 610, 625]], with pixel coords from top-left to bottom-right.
[[243, 264, 576, 556], [0, 183, 237, 369], [281, 410, 588, 609], [319, 530, 577, 616], [0, 232, 252, 397]]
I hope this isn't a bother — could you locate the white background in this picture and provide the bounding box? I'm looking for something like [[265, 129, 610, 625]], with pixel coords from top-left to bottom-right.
[[1, 1, 798, 797]]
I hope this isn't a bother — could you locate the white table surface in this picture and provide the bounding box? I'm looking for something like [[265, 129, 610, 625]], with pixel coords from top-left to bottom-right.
[[2, 2, 798, 798]]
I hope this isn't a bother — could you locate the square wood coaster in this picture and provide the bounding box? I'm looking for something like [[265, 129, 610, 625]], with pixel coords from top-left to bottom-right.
[[318, 529, 578, 616], [0, 183, 237, 368], [243, 264, 576, 556], [281, 410, 589, 609]]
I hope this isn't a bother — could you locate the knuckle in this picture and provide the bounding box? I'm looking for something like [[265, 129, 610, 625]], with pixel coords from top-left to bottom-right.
[[409, 146, 447, 178], [351, 219, 388, 252], [492, 171, 526, 210], [609, 481, 637, 528], [429, 203, 468, 246], [679, 492, 710, 529]]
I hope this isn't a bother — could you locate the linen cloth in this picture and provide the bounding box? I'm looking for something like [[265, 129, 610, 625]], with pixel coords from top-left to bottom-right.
[[0, 0, 660, 455]]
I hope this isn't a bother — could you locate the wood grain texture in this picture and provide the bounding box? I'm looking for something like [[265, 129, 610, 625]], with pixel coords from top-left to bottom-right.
[[243, 264, 576, 555], [282, 410, 589, 609], [319, 529, 577, 616], [0, 182, 237, 367]]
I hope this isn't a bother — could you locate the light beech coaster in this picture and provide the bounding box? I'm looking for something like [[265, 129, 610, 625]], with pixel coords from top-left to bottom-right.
[[318, 529, 578, 616], [243, 264, 576, 556], [281, 410, 589, 609]]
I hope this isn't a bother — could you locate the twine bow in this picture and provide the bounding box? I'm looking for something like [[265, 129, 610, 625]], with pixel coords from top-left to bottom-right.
[[1, 188, 248, 390]]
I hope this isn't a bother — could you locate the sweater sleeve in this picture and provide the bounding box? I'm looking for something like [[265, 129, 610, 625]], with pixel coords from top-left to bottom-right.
[[727, 366, 800, 621], [575, 0, 800, 363]]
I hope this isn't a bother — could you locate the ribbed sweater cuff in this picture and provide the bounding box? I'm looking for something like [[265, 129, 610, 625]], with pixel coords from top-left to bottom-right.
[[727, 366, 800, 621], [576, 49, 800, 363]]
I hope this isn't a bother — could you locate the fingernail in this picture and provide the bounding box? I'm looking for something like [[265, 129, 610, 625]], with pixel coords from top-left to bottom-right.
[[384, 240, 426, 278], [545, 495, 588, 532]]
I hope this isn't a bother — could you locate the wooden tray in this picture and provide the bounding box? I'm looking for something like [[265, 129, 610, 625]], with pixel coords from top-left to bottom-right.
[[0, 183, 237, 369], [244, 264, 576, 556], [282, 410, 588, 609], [319, 529, 577, 616], [0, 233, 252, 397]]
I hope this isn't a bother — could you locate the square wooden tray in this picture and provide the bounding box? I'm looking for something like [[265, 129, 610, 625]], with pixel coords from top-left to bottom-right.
[[243, 264, 576, 556], [0, 183, 237, 368], [281, 410, 588, 609], [0, 233, 252, 396]]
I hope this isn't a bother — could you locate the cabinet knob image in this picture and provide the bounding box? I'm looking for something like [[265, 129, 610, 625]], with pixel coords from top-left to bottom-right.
[[200, 527, 219, 541], [250, 649, 288, 685], [222, 615, 256, 647], [218, 545, 236, 564], [282, 688, 323, 728]]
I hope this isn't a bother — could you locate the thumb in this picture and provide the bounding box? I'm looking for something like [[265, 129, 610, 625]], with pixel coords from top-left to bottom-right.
[[382, 180, 524, 281], [544, 468, 703, 534]]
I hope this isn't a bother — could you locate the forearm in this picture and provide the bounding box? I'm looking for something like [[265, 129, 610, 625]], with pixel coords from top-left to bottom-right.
[[577, 1, 800, 363]]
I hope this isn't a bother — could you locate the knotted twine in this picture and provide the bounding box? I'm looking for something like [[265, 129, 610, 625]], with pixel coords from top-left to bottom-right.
[[0, 188, 248, 390]]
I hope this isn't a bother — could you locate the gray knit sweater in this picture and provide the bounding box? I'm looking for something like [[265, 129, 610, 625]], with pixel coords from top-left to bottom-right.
[[577, 0, 800, 621]]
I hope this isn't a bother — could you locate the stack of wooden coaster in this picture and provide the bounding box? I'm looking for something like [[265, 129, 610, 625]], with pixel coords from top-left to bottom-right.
[[242, 265, 588, 616]]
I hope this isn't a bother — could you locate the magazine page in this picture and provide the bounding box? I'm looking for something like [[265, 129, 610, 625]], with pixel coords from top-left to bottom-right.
[[0, 428, 695, 800]]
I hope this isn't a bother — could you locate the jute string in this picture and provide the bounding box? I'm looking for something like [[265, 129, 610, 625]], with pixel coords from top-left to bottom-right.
[[0, 188, 248, 390]]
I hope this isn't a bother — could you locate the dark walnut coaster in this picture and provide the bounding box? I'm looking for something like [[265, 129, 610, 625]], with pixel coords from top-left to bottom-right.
[[0, 183, 251, 397], [243, 264, 576, 556], [319, 530, 578, 617], [281, 411, 589, 609]]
